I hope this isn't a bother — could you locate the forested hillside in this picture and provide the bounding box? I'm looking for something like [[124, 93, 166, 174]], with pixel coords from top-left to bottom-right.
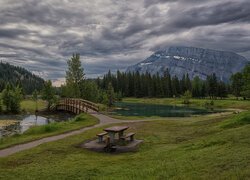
[[0, 62, 44, 94]]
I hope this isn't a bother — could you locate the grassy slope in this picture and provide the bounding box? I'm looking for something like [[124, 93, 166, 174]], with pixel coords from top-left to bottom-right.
[[0, 112, 249, 179], [123, 97, 250, 110], [20, 99, 47, 112], [0, 114, 98, 149]]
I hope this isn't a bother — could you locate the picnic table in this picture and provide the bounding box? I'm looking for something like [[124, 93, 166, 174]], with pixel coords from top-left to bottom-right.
[[104, 126, 129, 144]]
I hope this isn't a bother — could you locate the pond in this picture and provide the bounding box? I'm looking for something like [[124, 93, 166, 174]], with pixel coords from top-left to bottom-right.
[[0, 112, 74, 138], [111, 102, 220, 117]]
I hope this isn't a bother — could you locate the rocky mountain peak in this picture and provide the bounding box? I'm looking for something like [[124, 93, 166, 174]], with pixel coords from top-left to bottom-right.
[[126, 46, 249, 82]]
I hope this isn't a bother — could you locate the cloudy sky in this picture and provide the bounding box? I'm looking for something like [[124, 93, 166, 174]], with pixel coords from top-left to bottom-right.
[[0, 0, 250, 85]]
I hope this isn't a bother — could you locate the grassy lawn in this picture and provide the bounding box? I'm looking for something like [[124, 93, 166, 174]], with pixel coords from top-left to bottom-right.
[[0, 112, 249, 179], [20, 99, 47, 113], [0, 114, 98, 150], [123, 97, 250, 110]]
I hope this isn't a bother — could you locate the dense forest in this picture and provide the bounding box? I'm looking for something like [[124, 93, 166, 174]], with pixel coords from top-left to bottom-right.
[[0, 62, 44, 94], [99, 64, 250, 100]]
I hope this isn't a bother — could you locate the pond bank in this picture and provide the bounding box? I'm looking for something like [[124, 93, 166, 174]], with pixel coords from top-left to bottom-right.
[[0, 112, 75, 138], [0, 121, 20, 138]]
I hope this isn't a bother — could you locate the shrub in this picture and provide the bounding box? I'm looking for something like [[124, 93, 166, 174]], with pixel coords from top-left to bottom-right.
[[182, 90, 192, 104], [73, 114, 86, 122]]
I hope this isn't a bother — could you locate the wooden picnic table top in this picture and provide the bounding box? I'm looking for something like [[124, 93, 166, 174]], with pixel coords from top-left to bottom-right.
[[104, 126, 129, 133]]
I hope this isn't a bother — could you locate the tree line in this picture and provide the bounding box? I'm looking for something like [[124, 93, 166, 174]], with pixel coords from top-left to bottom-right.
[[99, 70, 230, 99]]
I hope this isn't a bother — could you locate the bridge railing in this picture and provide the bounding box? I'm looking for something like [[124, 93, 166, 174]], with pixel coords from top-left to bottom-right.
[[57, 98, 99, 114]]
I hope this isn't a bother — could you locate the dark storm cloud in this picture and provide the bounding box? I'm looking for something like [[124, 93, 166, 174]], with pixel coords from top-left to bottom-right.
[[0, 0, 249, 85], [0, 28, 29, 38], [171, 1, 250, 28]]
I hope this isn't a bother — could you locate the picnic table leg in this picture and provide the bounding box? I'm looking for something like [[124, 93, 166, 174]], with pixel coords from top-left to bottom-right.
[[98, 136, 103, 143], [118, 130, 124, 140], [108, 132, 115, 144]]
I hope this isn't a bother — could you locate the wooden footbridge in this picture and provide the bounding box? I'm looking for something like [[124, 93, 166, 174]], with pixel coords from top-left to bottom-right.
[[55, 98, 99, 114]]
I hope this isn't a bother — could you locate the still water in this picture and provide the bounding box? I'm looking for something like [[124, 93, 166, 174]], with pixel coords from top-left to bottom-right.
[[0, 112, 74, 137], [111, 102, 219, 117]]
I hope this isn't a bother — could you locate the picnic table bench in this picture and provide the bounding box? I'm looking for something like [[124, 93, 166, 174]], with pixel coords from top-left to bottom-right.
[[96, 132, 107, 143], [121, 132, 135, 142]]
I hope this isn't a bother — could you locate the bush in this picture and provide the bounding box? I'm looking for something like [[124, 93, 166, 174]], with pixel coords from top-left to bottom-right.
[[204, 100, 214, 109], [2, 84, 22, 113], [25, 123, 60, 135], [182, 90, 192, 104], [73, 114, 86, 122]]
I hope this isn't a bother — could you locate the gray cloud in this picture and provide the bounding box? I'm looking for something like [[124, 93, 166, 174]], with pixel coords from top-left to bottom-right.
[[0, 0, 249, 85]]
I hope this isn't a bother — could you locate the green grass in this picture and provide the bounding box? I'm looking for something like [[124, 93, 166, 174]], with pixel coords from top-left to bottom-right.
[[0, 113, 98, 150], [221, 111, 250, 128], [20, 99, 47, 113], [123, 97, 250, 110], [0, 112, 249, 179]]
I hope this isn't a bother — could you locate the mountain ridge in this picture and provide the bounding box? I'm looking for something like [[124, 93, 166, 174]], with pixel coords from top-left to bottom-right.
[[0, 62, 44, 94], [126, 46, 249, 82]]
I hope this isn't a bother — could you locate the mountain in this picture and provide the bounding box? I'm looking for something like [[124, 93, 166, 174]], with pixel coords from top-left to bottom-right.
[[126, 46, 249, 82], [0, 62, 44, 94]]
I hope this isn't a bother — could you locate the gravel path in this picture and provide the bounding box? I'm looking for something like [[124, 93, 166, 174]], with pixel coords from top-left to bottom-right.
[[0, 111, 137, 158]]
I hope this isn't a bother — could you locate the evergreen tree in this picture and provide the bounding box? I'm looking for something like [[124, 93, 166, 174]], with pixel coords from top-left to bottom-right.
[[32, 89, 39, 112], [180, 74, 186, 94], [65, 54, 85, 98], [207, 73, 217, 99], [134, 71, 143, 97], [192, 76, 202, 97], [10, 86, 22, 113], [230, 72, 243, 99], [171, 75, 180, 97], [2, 83, 12, 112], [163, 69, 172, 97], [185, 74, 192, 92], [200, 82, 207, 98], [107, 82, 114, 107], [241, 64, 250, 99], [217, 81, 227, 99], [81, 81, 99, 102]]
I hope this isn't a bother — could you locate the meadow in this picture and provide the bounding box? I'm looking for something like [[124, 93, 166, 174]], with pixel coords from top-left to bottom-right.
[[0, 111, 249, 179], [0, 98, 249, 179]]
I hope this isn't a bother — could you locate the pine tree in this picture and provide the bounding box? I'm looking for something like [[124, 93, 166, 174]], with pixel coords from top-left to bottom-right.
[[230, 72, 243, 99], [171, 75, 180, 97], [32, 89, 39, 112], [2, 83, 12, 111], [65, 54, 85, 98], [107, 82, 114, 107], [241, 64, 250, 99], [207, 73, 218, 99], [192, 76, 201, 98]]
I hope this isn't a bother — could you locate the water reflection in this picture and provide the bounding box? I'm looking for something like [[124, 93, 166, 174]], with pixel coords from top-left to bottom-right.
[[111, 102, 220, 117], [0, 112, 74, 138]]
